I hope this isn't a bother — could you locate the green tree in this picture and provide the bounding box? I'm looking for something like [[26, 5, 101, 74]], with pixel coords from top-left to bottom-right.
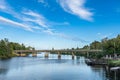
[[0, 38, 33, 59], [90, 41, 101, 49]]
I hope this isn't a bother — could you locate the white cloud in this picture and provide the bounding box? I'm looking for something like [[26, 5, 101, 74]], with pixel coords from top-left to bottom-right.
[[21, 11, 72, 40], [0, 0, 24, 21], [0, 0, 13, 13], [23, 10, 42, 18], [0, 16, 33, 31], [22, 10, 69, 29], [23, 17, 49, 28], [0, 0, 69, 33], [0, 0, 49, 31], [0, 0, 87, 42], [42, 29, 55, 35], [58, 0, 93, 21]]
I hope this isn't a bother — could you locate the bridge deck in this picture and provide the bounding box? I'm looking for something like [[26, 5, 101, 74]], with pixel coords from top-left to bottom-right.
[[14, 49, 102, 53]]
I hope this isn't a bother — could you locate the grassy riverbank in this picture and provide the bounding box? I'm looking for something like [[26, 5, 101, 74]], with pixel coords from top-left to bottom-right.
[[85, 58, 120, 67], [108, 59, 120, 67]]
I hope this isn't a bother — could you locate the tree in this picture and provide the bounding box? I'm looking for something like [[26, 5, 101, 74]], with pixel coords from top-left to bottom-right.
[[0, 38, 34, 59], [0, 39, 12, 59], [82, 34, 120, 58], [90, 41, 101, 49], [83, 45, 89, 49]]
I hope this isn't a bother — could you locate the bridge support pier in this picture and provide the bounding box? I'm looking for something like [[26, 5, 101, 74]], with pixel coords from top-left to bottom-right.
[[45, 52, 49, 58], [15, 53, 20, 57], [17, 52, 21, 57], [19, 52, 22, 57], [21, 53, 27, 57], [72, 52, 75, 60], [32, 52, 37, 57], [17, 52, 27, 57], [58, 52, 61, 59]]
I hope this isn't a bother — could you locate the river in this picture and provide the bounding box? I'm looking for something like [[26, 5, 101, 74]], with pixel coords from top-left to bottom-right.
[[0, 53, 118, 80]]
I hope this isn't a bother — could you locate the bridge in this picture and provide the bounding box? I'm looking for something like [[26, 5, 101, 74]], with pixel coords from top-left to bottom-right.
[[14, 49, 102, 59]]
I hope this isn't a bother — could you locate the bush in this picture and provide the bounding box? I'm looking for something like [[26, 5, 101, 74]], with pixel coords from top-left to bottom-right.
[[108, 60, 120, 67]]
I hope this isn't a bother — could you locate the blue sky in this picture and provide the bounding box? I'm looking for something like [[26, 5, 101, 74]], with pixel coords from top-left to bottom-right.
[[0, 0, 120, 49]]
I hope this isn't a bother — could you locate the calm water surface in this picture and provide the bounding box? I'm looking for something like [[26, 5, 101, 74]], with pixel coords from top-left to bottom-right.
[[0, 53, 115, 80]]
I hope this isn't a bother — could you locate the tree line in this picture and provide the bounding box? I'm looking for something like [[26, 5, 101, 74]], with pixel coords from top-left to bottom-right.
[[0, 38, 33, 59], [1, 35, 120, 59], [82, 35, 120, 58], [64, 35, 120, 58], [52, 35, 120, 58]]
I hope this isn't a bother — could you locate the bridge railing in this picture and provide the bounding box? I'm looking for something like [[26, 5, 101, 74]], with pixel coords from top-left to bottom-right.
[[14, 49, 103, 53]]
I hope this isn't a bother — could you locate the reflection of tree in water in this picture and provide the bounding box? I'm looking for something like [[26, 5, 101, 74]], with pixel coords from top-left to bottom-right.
[[0, 59, 10, 75], [91, 66, 106, 80], [102, 66, 120, 80], [104, 66, 111, 80], [0, 68, 8, 74], [0, 68, 9, 80], [76, 56, 86, 65], [76, 56, 80, 60], [90, 65, 120, 80], [107, 70, 120, 80]]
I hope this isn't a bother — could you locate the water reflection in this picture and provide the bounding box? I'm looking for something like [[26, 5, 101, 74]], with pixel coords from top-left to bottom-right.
[[0, 53, 119, 80]]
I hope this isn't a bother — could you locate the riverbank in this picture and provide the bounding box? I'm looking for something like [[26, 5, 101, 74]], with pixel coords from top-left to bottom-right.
[[85, 59, 108, 66], [0, 53, 17, 59], [108, 59, 120, 67], [85, 58, 120, 67]]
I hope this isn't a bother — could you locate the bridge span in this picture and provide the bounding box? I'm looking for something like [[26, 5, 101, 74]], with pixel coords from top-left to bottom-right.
[[14, 49, 102, 59]]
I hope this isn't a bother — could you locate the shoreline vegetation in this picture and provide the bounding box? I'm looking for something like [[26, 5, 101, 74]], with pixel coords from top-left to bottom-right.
[[1, 34, 120, 66], [52, 34, 120, 67], [0, 38, 33, 59], [108, 59, 120, 67]]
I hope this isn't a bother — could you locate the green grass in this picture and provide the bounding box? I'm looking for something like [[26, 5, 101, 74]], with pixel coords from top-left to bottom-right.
[[108, 60, 120, 67]]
